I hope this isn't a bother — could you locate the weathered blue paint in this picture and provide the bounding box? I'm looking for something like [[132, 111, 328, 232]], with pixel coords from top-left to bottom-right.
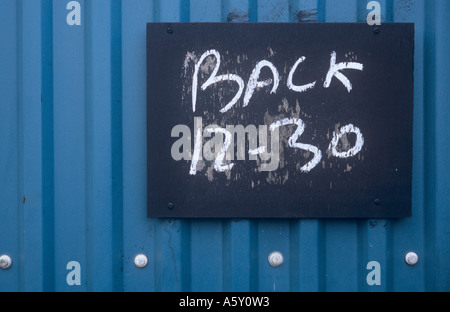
[[0, 0, 449, 292]]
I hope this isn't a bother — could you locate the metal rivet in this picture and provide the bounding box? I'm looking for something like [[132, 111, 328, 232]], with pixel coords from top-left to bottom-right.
[[374, 198, 381, 205], [168, 202, 174, 209], [373, 27, 380, 35], [0, 255, 12, 270], [167, 27, 173, 34], [134, 253, 148, 269], [268, 251, 284, 267], [405, 251, 418, 266]]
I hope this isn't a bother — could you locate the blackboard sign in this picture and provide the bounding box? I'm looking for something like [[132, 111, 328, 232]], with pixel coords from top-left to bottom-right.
[[147, 23, 414, 218]]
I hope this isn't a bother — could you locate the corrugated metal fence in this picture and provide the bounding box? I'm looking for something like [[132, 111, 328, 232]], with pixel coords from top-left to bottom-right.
[[0, 0, 449, 291]]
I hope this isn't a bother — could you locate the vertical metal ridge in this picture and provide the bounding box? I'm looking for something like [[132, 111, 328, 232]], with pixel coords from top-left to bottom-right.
[[221, 0, 229, 22], [288, 220, 300, 291], [356, 0, 366, 22], [423, 0, 436, 291], [324, 0, 358, 21], [288, 0, 298, 22], [0, 0, 19, 291], [20, 0, 44, 291], [111, 0, 124, 292], [434, 0, 450, 292], [122, 0, 154, 291], [181, 220, 192, 291], [248, 0, 258, 22], [53, 0, 88, 291], [356, 220, 366, 292], [385, 219, 394, 291], [83, 0, 94, 292], [317, 0, 326, 22], [249, 220, 258, 291], [41, 0, 55, 292], [386, 0, 394, 22], [221, 220, 232, 291], [317, 220, 326, 291], [387, 0, 427, 291], [16, 0, 25, 292], [153, 0, 161, 22], [380, 0, 395, 292], [180, 0, 191, 22], [318, 223, 333, 290]]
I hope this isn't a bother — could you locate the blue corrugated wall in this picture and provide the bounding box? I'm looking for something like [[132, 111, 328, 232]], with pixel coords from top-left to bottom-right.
[[0, 0, 449, 292]]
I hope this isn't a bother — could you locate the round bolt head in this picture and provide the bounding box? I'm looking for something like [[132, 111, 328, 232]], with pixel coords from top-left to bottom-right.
[[134, 253, 148, 268], [0, 255, 12, 270], [405, 251, 418, 266], [268, 251, 284, 267]]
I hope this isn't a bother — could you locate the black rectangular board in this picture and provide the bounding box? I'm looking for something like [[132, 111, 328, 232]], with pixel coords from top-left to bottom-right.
[[147, 23, 414, 218]]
